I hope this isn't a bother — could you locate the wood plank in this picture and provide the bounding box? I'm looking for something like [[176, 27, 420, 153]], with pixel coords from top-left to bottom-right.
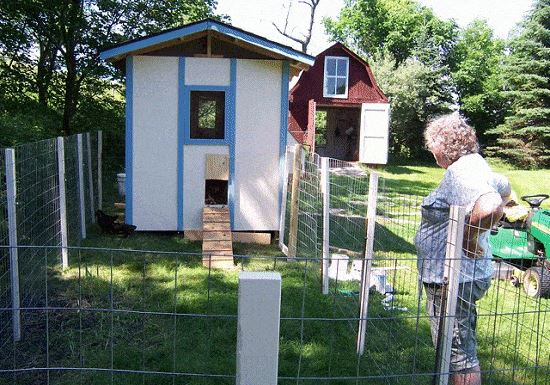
[[203, 231, 231, 241], [232, 232, 271, 245], [203, 222, 231, 231], [203, 206, 229, 215], [203, 249, 233, 256], [202, 256, 234, 269], [205, 154, 229, 180], [203, 240, 233, 251], [203, 213, 230, 223]]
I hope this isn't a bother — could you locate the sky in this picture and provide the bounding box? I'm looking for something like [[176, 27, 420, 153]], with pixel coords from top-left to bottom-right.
[[216, 0, 534, 55]]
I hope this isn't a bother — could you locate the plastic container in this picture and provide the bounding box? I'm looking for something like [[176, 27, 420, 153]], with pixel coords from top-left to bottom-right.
[[117, 173, 126, 196]]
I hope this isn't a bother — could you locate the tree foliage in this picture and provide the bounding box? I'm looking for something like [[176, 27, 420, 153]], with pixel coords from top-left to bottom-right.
[[324, 0, 456, 158], [487, 0, 550, 168], [372, 56, 452, 160], [450, 19, 507, 143], [0, 0, 222, 143], [324, 0, 457, 66]]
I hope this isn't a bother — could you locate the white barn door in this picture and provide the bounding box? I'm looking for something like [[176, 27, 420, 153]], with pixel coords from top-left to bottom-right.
[[358, 103, 390, 164]]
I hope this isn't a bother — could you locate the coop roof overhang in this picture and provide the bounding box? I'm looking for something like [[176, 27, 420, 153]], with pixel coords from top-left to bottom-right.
[[100, 18, 314, 73]]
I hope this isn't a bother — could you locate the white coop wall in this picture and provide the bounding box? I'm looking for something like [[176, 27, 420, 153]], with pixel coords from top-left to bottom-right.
[[132, 56, 179, 230], [234, 60, 282, 231], [184, 57, 230, 86], [183, 145, 229, 230]]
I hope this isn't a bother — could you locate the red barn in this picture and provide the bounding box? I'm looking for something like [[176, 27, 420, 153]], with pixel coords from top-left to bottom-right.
[[289, 42, 390, 163]]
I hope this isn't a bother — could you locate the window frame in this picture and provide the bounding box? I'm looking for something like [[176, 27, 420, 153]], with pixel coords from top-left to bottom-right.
[[184, 86, 231, 145], [323, 56, 349, 99]]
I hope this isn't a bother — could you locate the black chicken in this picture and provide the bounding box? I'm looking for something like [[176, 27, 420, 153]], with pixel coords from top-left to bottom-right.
[[95, 210, 136, 237]]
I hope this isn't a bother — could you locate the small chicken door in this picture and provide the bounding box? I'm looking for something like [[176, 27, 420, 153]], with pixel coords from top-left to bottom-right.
[[358, 103, 390, 164], [205, 154, 229, 205]]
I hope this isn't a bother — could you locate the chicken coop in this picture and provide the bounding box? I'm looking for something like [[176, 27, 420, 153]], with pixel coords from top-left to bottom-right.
[[100, 18, 314, 235]]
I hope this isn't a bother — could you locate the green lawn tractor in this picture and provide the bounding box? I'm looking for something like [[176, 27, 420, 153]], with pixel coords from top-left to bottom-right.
[[490, 194, 550, 298]]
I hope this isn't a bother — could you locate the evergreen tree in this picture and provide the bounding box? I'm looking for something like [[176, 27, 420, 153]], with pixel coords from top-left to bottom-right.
[[487, 0, 550, 167]]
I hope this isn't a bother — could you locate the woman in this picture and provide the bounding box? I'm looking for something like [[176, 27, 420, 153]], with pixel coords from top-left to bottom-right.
[[415, 114, 508, 385]]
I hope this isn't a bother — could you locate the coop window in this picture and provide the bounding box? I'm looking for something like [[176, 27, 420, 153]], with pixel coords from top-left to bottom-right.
[[190, 91, 225, 139], [323, 56, 349, 98], [205, 179, 228, 205]]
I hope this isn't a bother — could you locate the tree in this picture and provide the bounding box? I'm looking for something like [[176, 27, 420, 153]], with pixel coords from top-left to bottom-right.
[[324, 0, 457, 66], [371, 56, 453, 159], [324, 0, 456, 158], [450, 19, 507, 143], [273, 0, 321, 53], [0, 0, 223, 136], [487, 0, 550, 167]]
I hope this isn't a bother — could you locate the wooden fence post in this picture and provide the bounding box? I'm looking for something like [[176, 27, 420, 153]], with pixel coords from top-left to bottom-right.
[[321, 157, 330, 295], [86, 132, 95, 223], [56, 138, 68, 269], [436, 205, 465, 385], [97, 131, 103, 210], [357, 172, 379, 355], [76, 134, 86, 239], [5, 149, 21, 342], [278, 146, 289, 254], [287, 144, 302, 259]]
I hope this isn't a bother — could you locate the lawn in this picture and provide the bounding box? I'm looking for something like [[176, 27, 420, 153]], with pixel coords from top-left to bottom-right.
[[1, 159, 548, 385]]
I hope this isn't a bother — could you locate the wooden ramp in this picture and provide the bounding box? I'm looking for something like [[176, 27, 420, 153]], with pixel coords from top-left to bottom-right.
[[202, 207, 234, 269]]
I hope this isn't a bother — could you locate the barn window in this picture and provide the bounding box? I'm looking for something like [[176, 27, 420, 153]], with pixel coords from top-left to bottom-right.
[[190, 91, 225, 139], [323, 56, 349, 98]]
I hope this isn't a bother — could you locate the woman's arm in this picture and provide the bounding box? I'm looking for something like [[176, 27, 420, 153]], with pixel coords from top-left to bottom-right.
[[463, 192, 504, 258]]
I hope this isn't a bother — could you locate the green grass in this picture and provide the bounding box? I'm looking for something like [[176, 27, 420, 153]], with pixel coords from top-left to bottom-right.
[[2, 160, 549, 384]]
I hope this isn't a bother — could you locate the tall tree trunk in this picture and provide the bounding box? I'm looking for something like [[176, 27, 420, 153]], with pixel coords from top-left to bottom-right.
[[62, 50, 77, 136], [37, 40, 57, 107]]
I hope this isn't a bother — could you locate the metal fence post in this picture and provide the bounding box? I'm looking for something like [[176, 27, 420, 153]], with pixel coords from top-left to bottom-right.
[[5, 149, 21, 342], [56, 138, 69, 269], [357, 172, 379, 355], [236, 272, 281, 385], [86, 132, 95, 223], [76, 134, 86, 239], [436, 205, 465, 385], [288, 144, 302, 259], [321, 157, 330, 295], [97, 130, 103, 210]]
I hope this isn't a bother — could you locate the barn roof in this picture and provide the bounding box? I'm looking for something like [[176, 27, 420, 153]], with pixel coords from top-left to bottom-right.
[[100, 18, 315, 71]]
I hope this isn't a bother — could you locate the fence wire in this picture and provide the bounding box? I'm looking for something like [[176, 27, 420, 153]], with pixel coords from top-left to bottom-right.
[[279, 147, 549, 384], [1, 245, 546, 385]]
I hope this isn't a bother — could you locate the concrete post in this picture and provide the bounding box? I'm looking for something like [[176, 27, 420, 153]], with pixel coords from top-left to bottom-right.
[[236, 272, 281, 385], [56, 137, 68, 269], [86, 132, 95, 223], [321, 157, 330, 295], [357, 172, 379, 355], [5, 149, 21, 341], [97, 131, 103, 210], [76, 134, 86, 239]]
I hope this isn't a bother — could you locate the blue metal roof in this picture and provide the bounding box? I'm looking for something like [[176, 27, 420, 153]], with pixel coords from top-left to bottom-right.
[[100, 18, 315, 66]]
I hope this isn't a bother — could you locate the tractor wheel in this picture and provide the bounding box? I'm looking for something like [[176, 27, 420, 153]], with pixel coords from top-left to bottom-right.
[[523, 267, 550, 298]]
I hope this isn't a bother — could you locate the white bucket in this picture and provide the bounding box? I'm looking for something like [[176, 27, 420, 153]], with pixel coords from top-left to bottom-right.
[[117, 173, 126, 196]]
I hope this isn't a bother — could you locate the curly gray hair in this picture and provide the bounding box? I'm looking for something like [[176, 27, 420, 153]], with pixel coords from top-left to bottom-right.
[[424, 114, 479, 164]]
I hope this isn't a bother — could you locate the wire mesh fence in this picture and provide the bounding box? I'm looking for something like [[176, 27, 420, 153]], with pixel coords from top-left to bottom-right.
[[0, 133, 102, 364], [1, 141, 549, 384], [0, 244, 547, 385], [278, 147, 549, 384]]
